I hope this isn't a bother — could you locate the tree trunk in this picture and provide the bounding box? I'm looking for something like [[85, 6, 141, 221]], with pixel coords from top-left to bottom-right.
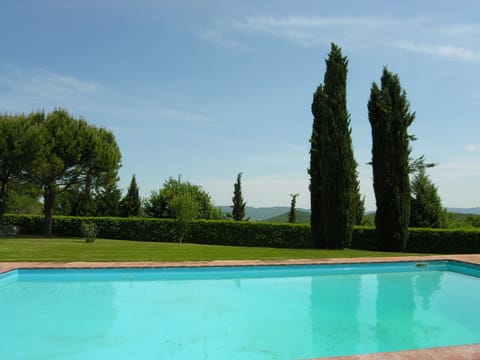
[[43, 184, 56, 237], [0, 178, 9, 227]]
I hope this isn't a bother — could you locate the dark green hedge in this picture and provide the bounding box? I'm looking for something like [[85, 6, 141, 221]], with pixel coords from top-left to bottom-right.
[[4, 214, 44, 235], [5, 214, 480, 253], [406, 228, 480, 254], [350, 226, 377, 250], [4, 214, 312, 248], [349, 226, 480, 254], [187, 221, 311, 248]]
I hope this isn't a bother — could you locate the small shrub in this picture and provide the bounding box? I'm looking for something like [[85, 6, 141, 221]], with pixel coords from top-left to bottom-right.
[[81, 221, 98, 243], [0, 225, 19, 236]]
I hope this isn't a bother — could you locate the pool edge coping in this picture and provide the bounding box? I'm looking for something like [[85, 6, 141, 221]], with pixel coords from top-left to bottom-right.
[[2, 254, 480, 274], [1, 254, 480, 360]]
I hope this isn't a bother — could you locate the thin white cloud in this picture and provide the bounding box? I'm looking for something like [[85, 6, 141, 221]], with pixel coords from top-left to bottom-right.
[[237, 15, 408, 30], [232, 15, 423, 48], [466, 144, 478, 153], [0, 67, 104, 99], [0, 65, 216, 128], [394, 41, 480, 63], [200, 30, 240, 48], [443, 24, 480, 37], [212, 15, 480, 63]]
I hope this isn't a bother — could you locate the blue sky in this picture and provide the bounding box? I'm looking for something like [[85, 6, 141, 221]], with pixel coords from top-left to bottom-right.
[[1, 0, 479, 210]]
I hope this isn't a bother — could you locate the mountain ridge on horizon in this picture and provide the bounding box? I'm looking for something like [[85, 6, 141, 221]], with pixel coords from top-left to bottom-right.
[[217, 206, 480, 221]]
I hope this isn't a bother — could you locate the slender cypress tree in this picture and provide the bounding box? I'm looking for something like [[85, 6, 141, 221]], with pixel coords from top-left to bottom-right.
[[120, 174, 141, 217], [309, 43, 358, 249], [368, 67, 414, 251], [231, 172, 246, 221], [288, 193, 299, 223]]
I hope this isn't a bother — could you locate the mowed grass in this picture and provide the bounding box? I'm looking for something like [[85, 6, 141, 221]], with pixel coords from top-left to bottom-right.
[[0, 237, 426, 262]]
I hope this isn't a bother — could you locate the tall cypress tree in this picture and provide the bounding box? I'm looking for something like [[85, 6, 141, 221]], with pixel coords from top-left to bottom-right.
[[368, 68, 414, 251], [120, 174, 141, 217], [231, 172, 246, 221], [309, 43, 358, 249]]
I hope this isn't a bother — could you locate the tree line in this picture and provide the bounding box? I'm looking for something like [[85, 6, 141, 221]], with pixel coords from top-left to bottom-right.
[[1, 44, 446, 247], [0, 112, 252, 236], [309, 43, 444, 251]]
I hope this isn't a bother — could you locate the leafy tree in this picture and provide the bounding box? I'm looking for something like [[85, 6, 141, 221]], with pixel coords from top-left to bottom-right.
[[55, 175, 97, 216], [289, 193, 299, 223], [170, 192, 199, 243], [6, 181, 42, 215], [409, 168, 445, 228], [0, 113, 40, 225], [231, 172, 246, 221], [368, 68, 414, 251], [144, 176, 220, 219], [120, 174, 141, 217], [95, 181, 122, 217], [27, 109, 122, 236], [309, 43, 358, 249]]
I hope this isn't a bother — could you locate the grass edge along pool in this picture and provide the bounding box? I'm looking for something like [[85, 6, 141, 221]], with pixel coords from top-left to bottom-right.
[[1, 260, 479, 360]]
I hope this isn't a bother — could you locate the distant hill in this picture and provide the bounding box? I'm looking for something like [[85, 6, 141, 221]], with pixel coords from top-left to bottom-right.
[[362, 208, 480, 227], [217, 206, 310, 221], [446, 207, 480, 215], [217, 206, 480, 222], [263, 210, 310, 223]]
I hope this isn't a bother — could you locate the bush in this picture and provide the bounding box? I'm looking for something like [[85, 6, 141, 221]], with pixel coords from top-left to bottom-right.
[[186, 221, 312, 248], [5, 214, 480, 253], [81, 221, 98, 243], [349, 226, 480, 254], [4, 214, 44, 234], [406, 228, 480, 254], [0, 225, 19, 236], [351, 226, 377, 250], [4, 214, 312, 248]]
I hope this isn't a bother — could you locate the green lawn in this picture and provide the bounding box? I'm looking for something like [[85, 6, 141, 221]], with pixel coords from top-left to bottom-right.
[[0, 237, 426, 262]]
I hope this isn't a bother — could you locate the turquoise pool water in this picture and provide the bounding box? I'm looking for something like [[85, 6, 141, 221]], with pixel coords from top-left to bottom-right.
[[1, 261, 479, 359]]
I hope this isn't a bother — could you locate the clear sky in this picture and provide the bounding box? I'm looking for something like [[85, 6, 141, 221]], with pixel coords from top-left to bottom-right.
[[1, 0, 479, 211]]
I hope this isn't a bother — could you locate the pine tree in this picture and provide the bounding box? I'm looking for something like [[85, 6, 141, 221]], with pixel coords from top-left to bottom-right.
[[96, 181, 122, 217], [410, 168, 445, 228], [120, 174, 141, 217], [231, 172, 246, 221], [289, 193, 299, 223], [368, 68, 414, 251], [309, 43, 358, 248]]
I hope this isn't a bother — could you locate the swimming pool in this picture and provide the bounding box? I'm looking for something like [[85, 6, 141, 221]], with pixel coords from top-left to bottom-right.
[[1, 261, 479, 359]]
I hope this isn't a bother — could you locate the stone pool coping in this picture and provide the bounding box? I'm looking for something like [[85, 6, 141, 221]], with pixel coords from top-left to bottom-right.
[[1, 254, 480, 359]]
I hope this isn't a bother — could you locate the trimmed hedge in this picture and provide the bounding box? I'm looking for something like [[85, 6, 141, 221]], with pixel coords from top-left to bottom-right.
[[4, 214, 312, 249], [4, 214, 480, 253], [350, 226, 480, 254], [350, 226, 377, 251], [187, 220, 311, 248], [406, 228, 480, 254]]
